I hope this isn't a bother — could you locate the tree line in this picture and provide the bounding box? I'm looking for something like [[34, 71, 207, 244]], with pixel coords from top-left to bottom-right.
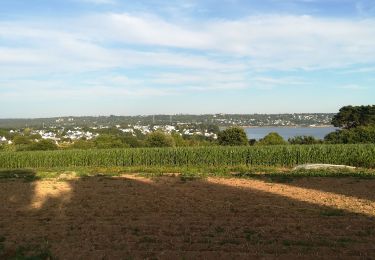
[[0, 105, 374, 151]]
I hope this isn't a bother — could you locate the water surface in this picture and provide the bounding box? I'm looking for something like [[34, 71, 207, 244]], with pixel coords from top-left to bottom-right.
[[244, 127, 338, 140]]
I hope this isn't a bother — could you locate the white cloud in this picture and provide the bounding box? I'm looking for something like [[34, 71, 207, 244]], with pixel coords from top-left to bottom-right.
[[340, 66, 375, 74], [78, 13, 375, 70], [0, 12, 375, 97], [252, 77, 307, 86], [2, 13, 375, 72], [150, 71, 249, 91], [0, 78, 176, 100]]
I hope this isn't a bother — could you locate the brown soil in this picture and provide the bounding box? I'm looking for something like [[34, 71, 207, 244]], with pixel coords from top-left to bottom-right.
[[1, 175, 375, 259]]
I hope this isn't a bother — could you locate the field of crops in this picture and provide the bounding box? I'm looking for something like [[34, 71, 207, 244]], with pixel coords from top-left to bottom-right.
[[0, 144, 374, 169]]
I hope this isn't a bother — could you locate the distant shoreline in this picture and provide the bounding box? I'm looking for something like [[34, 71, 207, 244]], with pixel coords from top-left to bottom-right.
[[240, 125, 335, 128]]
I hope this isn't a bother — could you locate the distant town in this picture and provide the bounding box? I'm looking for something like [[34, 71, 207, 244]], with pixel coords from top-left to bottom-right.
[[0, 113, 333, 128], [0, 113, 333, 145]]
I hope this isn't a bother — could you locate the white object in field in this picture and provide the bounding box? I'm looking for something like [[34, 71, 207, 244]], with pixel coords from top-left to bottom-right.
[[294, 164, 356, 170]]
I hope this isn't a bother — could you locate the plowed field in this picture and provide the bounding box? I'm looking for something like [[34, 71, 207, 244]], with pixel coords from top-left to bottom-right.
[[1, 175, 375, 259]]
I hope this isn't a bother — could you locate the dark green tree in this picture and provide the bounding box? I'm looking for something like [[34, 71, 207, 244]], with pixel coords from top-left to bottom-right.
[[332, 105, 375, 129], [70, 139, 96, 150], [145, 131, 175, 147], [121, 135, 144, 148], [257, 132, 287, 145], [171, 133, 187, 147], [0, 129, 11, 139], [324, 126, 375, 144], [28, 139, 58, 151], [288, 135, 322, 145], [94, 134, 126, 149], [13, 135, 32, 145], [217, 127, 248, 146]]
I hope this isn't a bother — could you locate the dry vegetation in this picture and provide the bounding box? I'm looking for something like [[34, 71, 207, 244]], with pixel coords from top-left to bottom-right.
[[1, 172, 375, 259]]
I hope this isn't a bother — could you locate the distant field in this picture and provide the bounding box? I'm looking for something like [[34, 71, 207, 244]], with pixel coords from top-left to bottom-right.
[[1, 173, 375, 259], [0, 144, 374, 169]]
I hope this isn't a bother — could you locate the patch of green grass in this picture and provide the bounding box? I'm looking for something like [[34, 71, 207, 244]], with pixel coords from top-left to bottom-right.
[[138, 236, 158, 244], [215, 226, 225, 233], [35, 171, 60, 179], [179, 172, 208, 182], [219, 238, 240, 245], [337, 237, 355, 245], [131, 227, 140, 236], [1, 240, 52, 260], [267, 175, 295, 183], [0, 164, 374, 182], [13, 246, 52, 260], [281, 236, 339, 248], [320, 209, 345, 217], [282, 239, 315, 247], [355, 228, 374, 237], [0, 169, 40, 182], [0, 236, 5, 254], [290, 167, 373, 177], [243, 229, 263, 244]]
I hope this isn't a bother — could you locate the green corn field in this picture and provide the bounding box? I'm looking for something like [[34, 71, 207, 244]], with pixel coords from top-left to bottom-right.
[[0, 144, 374, 169]]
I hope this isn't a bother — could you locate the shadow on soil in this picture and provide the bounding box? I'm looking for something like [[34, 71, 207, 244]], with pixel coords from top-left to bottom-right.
[[254, 174, 375, 203], [0, 172, 375, 259]]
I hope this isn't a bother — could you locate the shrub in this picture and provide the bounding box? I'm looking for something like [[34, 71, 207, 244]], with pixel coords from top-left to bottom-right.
[[145, 131, 175, 147], [13, 135, 32, 145], [218, 127, 248, 146], [94, 134, 127, 149], [172, 133, 187, 147], [288, 136, 322, 145], [325, 126, 375, 144], [70, 140, 96, 150], [28, 139, 58, 151], [257, 132, 287, 145]]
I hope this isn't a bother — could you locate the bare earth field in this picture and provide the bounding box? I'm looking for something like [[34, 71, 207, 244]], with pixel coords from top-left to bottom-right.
[[1, 174, 375, 259]]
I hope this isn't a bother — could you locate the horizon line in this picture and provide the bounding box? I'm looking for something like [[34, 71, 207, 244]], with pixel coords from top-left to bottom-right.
[[0, 112, 336, 120]]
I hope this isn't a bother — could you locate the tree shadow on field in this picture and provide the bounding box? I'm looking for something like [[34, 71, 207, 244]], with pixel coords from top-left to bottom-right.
[[1, 173, 375, 259], [262, 176, 375, 203]]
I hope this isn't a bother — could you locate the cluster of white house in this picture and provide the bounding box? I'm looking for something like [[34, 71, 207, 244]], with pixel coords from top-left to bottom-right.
[[36, 130, 60, 141], [0, 136, 12, 144], [118, 125, 217, 139], [1, 124, 218, 146], [63, 130, 99, 140], [30, 128, 98, 142]]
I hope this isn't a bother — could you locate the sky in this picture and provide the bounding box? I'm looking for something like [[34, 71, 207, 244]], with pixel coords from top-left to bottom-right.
[[0, 0, 374, 118]]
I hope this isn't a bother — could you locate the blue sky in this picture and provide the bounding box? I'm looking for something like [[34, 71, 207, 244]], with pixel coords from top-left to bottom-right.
[[0, 0, 374, 118]]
